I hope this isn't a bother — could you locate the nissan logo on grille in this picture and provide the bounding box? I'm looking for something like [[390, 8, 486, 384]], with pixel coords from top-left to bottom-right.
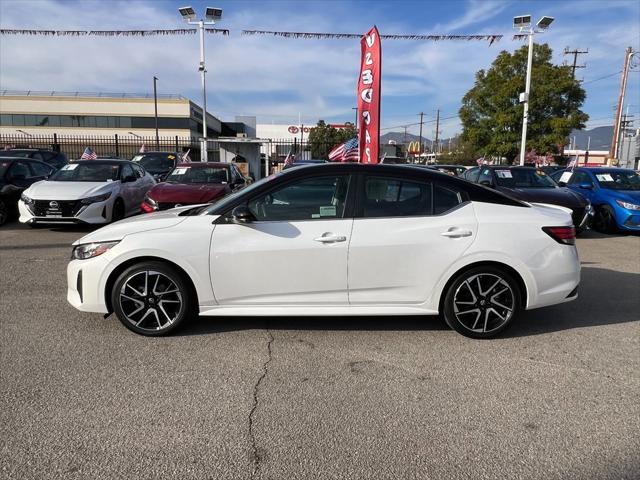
[[49, 201, 59, 209]]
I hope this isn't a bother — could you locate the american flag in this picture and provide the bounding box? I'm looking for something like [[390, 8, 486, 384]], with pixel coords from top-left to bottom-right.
[[139, 143, 146, 153], [328, 137, 359, 162], [80, 147, 98, 160], [181, 149, 192, 163], [476, 157, 488, 166], [567, 157, 577, 169], [283, 149, 296, 166]]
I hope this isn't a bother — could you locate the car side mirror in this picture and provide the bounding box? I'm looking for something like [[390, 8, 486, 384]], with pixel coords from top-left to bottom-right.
[[578, 182, 593, 190], [479, 180, 493, 188], [230, 205, 255, 224]]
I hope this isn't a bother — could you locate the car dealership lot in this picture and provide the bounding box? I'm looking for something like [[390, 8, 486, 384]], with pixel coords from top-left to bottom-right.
[[0, 223, 638, 479]]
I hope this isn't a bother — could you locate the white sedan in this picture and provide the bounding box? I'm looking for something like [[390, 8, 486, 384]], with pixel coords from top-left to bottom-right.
[[66, 163, 580, 339], [19, 159, 155, 225]]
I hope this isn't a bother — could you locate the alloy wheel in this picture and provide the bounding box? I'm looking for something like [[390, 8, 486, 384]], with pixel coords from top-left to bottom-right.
[[452, 273, 515, 334], [118, 270, 183, 332]]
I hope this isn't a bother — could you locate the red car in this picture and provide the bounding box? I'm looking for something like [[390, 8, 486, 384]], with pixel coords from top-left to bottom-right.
[[141, 162, 248, 213]]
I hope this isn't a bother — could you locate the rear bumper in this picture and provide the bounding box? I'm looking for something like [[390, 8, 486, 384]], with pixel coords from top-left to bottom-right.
[[526, 245, 581, 310]]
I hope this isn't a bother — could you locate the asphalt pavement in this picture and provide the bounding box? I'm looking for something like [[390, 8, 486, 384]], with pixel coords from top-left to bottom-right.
[[0, 221, 638, 480]]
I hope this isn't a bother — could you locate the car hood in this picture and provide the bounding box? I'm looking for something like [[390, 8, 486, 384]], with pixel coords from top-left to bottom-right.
[[24, 180, 116, 200], [608, 189, 640, 204], [72, 206, 199, 245], [148, 182, 228, 203], [497, 186, 587, 208]]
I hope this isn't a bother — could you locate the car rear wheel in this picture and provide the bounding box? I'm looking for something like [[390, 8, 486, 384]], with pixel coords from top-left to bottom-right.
[[442, 266, 522, 339], [592, 205, 617, 234], [111, 261, 194, 336]]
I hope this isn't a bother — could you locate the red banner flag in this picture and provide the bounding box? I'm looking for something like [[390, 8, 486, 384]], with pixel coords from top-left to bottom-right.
[[358, 26, 382, 164]]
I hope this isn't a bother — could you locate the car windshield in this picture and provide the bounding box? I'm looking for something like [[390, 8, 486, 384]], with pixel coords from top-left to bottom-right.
[[49, 163, 120, 182], [132, 154, 176, 172], [166, 166, 229, 184], [494, 168, 556, 188], [593, 170, 640, 191], [204, 172, 283, 215]]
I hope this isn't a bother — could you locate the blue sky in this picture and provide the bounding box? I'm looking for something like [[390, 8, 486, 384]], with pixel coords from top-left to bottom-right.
[[1, 0, 638, 138]]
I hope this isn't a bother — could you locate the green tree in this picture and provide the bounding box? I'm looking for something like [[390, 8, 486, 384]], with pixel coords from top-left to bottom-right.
[[308, 121, 357, 159], [459, 43, 588, 161]]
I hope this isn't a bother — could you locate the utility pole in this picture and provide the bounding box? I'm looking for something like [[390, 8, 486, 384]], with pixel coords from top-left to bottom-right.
[[610, 47, 636, 162], [563, 47, 588, 78], [418, 112, 424, 153], [434, 109, 440, 155]]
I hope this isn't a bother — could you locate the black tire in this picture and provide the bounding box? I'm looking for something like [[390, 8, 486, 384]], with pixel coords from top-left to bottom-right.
[[442, 266, 522, 339], [592, 205, 617, 234], [111, 198, 125, 223], [111, 261, 194, 336], [0, 200, 7, 226]]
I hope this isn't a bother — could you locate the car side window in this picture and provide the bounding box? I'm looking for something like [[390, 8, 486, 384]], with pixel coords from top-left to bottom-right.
[[569, 171, 592, 186], [132, 164, 145, 178], [248, 175, 350, 221], [362, 176, 432, 217], [463, 167, 479, 182], [28, 161, 53, 177], [433, 184, 462, 215], [7, 161, 33, 180], [478, 168, 493, 185], [30, 152, 44, 161], [121, 164, 134, 181]]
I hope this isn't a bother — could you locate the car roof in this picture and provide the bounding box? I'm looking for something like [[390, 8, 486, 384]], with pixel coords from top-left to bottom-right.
[[70, 159, 131, 165], [176, 162, 229, 168], [579, 167, 636, 173]]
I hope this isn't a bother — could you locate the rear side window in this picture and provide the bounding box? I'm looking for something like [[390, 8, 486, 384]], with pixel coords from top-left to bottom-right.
[[463, 167, 480, 182], [132, 164, 145, 178], [29, 161, 53, 177], [433, 184, 462, 214], [362, 176, 432, 217]]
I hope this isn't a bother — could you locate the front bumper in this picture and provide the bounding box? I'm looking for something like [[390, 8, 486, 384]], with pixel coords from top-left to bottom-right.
[[19, 199, 112, 225], [67, 255, 111, 313]]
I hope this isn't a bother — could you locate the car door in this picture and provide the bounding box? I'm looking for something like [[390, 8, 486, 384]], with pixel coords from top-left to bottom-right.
[[348, 175, 477, 304], [131, 164, 152, 203], [210, 173, 353, 305], [118, 164, 138, 214]]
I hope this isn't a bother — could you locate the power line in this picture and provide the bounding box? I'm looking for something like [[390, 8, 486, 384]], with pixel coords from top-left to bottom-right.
[[582, 71, 622, 85], [380, 114, 459, 132]]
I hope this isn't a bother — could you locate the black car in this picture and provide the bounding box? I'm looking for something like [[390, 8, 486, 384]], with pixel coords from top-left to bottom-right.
[[131, 151, 181, 181], [2, 149, 67, 170], [0, 157, 56, 225], [425, 164, 468, 177], [461, 166, 592, 231], [282, 159, 327, 170]]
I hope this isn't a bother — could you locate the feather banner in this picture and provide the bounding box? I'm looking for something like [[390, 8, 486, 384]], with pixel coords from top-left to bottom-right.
[[0, 28, 229, 37], [241, 30, 502, 44]]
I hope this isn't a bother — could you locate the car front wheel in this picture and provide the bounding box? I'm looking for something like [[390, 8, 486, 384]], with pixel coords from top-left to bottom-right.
[[111, 261, 193, 336], [592, 205, 617, 234], [442, 266, 522, 339]]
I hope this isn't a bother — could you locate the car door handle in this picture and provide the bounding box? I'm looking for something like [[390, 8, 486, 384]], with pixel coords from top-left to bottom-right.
[[314, 233, 347, 243], [441, 228, 473, 238]]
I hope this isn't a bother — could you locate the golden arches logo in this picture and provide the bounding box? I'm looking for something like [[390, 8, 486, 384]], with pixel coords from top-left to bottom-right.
[[407, 141, 422, 154]]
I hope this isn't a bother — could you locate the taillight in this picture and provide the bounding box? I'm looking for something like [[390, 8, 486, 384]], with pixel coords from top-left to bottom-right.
[[542, 226, 576, 245], [140, 201, 156, 213]]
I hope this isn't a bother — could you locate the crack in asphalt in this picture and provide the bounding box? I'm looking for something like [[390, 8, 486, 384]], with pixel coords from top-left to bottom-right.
[[248, 326, 274, 479]]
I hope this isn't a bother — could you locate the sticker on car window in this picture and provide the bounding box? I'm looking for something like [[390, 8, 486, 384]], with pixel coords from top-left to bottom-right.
[[596, 173, 613, 182], [559, 172, 573, 184], [62, 164, 78, 170], [168, 155, 175, 159], [496, 170, 512, 178], [319, 206, 337, 217], [173, 167, 189, 175], [311, 213, 321, 219]]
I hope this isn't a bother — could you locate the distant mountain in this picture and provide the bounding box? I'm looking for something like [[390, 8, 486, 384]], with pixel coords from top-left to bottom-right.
[[568, 125, 613, 150], [381, 125, 614, 151]]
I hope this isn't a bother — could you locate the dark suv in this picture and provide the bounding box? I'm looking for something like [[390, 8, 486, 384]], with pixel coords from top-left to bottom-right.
[[2, 149, 67, 170], [131, 152, 181, 181], [0, 157, 56, 225]]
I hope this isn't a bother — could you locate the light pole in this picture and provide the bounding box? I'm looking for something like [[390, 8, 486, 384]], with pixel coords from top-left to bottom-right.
[[179, 6, 223, 162], [128, 131, 142, 139], [514, 15, 554, 165], [153, 76, 159, 150]]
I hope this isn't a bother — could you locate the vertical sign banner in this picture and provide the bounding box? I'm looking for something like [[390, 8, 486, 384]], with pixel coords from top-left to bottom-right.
[[358, 26, 381, 164]]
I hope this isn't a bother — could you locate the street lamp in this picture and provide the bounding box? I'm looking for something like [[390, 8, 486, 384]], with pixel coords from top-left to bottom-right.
[[128, 131, 142, 139], [514, 14, 554, 165], [153, 76, 159, 150], [179, 5, 223, 162]]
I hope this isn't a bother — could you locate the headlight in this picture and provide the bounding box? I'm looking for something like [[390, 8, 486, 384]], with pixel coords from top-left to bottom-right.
[[20, 193, 33, 204], [81, 192, 112, 205], [616, 199, 640, 211], [71, 241, 119, 260], [143, 193, 157, 206]]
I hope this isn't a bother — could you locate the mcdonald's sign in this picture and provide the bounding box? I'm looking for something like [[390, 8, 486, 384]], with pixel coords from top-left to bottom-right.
[[407, 141, 422, 154]]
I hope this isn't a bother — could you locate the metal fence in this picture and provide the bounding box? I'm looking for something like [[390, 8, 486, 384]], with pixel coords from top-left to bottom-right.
[[0, 133, 215, 161]]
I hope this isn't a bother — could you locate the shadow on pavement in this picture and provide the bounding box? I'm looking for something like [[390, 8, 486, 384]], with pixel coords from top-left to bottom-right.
[[178, 266, 640, 338]]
